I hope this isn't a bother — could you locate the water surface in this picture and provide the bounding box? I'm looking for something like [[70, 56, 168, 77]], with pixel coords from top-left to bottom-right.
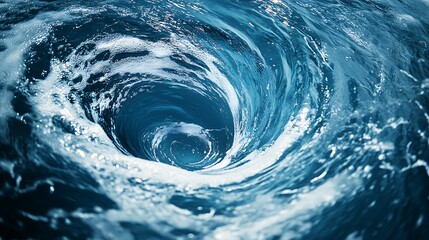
[[0, 0, 428, 239]]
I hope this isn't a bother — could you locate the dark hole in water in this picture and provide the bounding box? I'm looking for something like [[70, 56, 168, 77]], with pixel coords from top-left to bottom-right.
[[111, 82, 234, 171]]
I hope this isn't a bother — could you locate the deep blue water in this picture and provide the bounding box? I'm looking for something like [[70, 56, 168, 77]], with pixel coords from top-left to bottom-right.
[[1, 0, 429, 239]]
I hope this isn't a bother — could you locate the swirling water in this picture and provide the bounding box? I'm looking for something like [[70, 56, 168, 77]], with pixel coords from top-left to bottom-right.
[[0, 0, 428, 239]]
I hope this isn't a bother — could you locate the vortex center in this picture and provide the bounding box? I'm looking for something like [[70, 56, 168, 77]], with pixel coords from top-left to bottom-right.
[[112, 82, 234, 171]]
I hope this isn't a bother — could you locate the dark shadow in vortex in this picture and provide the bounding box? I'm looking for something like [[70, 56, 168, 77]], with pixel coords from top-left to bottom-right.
[[111, 82, 234, 171]]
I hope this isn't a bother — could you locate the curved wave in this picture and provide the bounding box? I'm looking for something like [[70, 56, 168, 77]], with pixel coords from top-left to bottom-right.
[[1, 0, 428, 239]]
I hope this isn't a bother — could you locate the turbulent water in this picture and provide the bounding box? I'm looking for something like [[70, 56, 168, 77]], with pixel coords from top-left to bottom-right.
[[1, 0, 429, 239]]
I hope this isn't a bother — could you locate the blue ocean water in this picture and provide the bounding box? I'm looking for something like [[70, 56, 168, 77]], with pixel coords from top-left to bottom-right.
[[0, 0, 428, 239]]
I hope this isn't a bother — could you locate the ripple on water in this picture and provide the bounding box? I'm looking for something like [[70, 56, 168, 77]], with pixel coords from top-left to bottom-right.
[[0, 0, 428, 239]]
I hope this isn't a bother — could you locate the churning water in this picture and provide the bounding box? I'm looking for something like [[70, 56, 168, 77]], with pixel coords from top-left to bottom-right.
[[1, 0, 429, 239]]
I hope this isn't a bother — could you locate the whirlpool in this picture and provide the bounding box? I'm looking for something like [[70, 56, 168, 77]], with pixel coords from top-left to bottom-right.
[[1, 0, 428, 239]]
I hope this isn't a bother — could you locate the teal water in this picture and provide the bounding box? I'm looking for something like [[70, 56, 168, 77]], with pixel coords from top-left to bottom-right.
[[0, 0, 428, 239]]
